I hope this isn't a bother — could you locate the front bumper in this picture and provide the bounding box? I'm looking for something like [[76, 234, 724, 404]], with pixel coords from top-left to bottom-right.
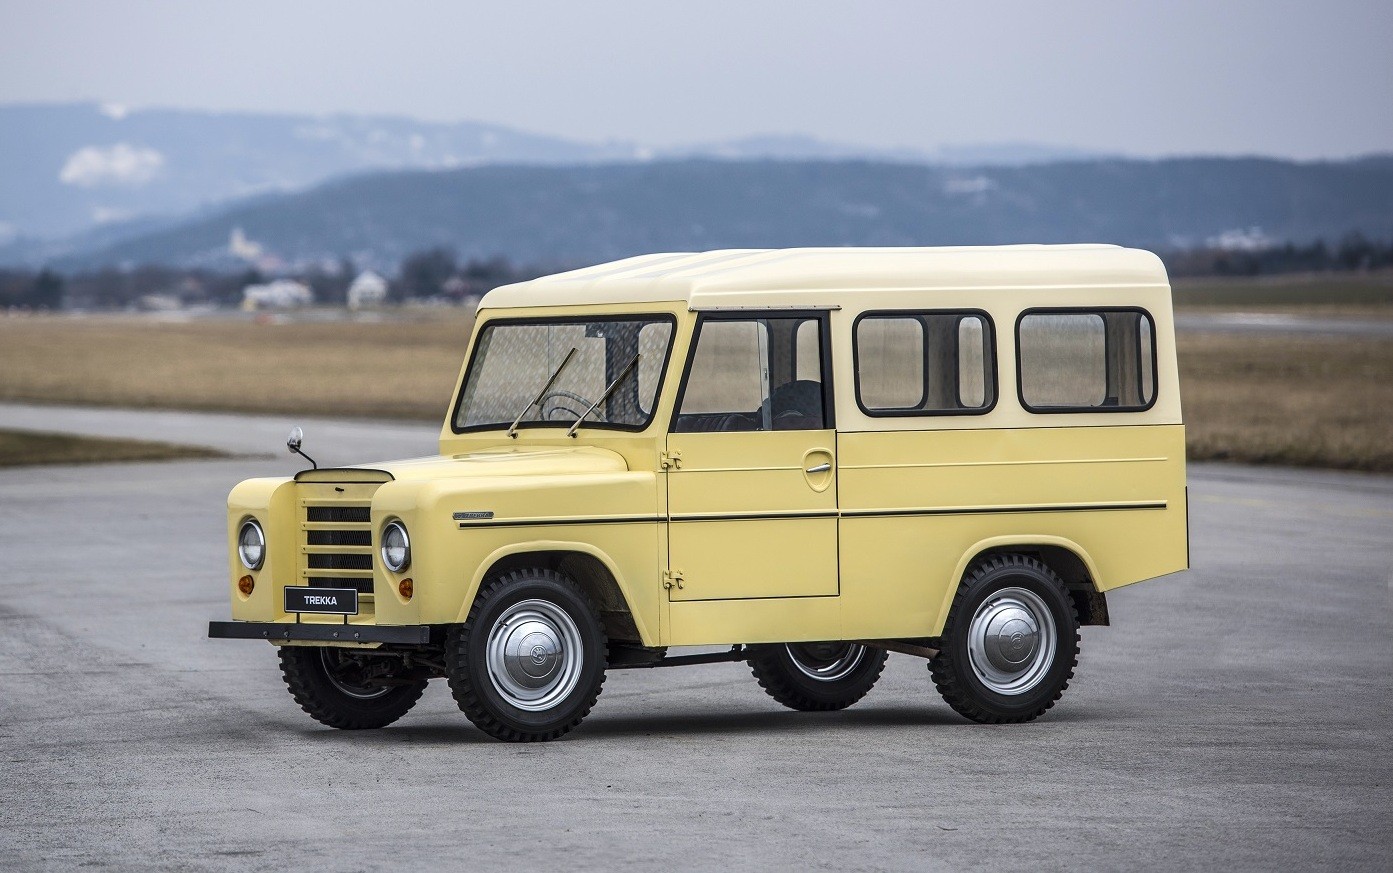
[[208, 621, 432, 645]]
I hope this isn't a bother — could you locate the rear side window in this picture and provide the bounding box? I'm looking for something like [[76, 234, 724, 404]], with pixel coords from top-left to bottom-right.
[[1016, 309, 1157, 412], [854, 311, 996, 415]]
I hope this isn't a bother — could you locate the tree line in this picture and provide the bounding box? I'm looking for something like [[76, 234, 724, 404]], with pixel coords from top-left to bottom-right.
[[1163, 233, 1393, 277], [0, 250, 539, 311], [3, 238, 1391, 311]]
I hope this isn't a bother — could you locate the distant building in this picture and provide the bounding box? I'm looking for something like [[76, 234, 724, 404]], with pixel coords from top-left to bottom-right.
[[136, 293, 183, 312], [1206, 226, 1273, 252], [347, 270, 389, 309], [242, 279, 313, 310]]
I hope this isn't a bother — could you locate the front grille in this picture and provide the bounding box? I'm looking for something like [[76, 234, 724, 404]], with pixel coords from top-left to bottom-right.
[[307, 529, 371, 547], [308, 553, 373, 570], [307, 506, 371, 523], [307, 575, 374, 593], [303, 501, 374, 596]]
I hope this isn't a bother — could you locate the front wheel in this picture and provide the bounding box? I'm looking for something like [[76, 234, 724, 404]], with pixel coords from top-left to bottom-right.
[[279, 647, 426, 729], [749, 642, 888, 711], [445, 569, 607, 742], [929, 555, 1080, 724]]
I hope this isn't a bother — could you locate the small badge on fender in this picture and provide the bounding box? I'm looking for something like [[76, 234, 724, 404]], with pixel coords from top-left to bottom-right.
[[453, 511, 494, 521]]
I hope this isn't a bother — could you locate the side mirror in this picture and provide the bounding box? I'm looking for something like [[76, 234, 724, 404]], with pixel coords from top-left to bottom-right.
[[286, 426, 316, 469]]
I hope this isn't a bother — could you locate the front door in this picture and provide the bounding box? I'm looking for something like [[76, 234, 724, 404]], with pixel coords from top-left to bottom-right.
[[665, 312, 838, 601]]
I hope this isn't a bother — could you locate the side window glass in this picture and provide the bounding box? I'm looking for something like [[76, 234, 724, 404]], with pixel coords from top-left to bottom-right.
[[958, 316, 989, 408], [795, 319, 821, 381], [857, 318, 925, 409], [854, 312, 995, 414], [674, 316, 827, 432], [1017, 310, 1156, 411], [673, 320, 766, 426]]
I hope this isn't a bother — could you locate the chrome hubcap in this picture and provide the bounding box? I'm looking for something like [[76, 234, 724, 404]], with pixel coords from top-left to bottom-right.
[[966, 587, 1056, 695], [785, 642, 868, 682], [486, 599, 584, 711]]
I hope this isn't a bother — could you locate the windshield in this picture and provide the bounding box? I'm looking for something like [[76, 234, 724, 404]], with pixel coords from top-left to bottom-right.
[[454, 316, 676, 432]]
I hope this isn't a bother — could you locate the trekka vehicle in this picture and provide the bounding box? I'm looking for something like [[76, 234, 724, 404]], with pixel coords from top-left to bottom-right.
[[209, 245, 1189, 742]]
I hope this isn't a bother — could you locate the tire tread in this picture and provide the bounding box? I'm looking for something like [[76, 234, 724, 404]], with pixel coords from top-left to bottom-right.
[[444, 568, 607, 742], [749, 645, 888, 712], [278, 648, 425, 730], [928, 554, 1080, 724]]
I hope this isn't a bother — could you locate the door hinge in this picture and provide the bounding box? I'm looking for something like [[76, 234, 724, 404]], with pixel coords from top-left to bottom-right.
[[662, 569, 685, 590], [659, 450, 683, 470]]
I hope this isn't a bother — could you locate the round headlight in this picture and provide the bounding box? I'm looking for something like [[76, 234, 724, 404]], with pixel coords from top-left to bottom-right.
[[381, 520, 410, 572], [237, 519, 265, 570]]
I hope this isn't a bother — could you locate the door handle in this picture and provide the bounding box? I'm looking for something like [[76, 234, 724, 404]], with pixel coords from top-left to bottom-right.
[[805, 462, 832, 474]]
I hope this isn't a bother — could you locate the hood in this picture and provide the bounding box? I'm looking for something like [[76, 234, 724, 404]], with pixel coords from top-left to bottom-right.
[[295, 445, 629, 484]]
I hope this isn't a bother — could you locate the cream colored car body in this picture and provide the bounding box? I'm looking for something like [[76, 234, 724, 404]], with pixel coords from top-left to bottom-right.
[[225, 245, 1188, 650]]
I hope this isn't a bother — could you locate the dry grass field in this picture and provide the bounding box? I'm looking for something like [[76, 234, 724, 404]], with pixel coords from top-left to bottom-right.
[[0, 311, 473, 420], [1, 295, 1390, 471], [0, 428, 228, 467], [1172, 271, 1393, 311], [1178, 333, 1392, 471]]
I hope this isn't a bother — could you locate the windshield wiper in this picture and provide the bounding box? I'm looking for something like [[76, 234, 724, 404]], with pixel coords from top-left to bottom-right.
[[566, 354, 640, 438], [507, 347, 578, 439]]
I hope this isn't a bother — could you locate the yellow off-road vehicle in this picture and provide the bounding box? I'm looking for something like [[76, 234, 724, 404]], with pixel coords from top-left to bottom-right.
[[210, 246, 1188, 741]]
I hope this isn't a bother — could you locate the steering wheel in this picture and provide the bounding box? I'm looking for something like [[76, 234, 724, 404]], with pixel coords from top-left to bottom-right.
[[538, 389, 595, 422], [759, 380, 823, 430]]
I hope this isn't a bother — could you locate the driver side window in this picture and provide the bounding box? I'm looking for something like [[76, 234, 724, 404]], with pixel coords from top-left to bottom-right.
[[673, 316, 827, 432]]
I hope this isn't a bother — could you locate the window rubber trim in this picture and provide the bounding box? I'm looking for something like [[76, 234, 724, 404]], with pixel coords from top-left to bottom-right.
[[668, 309, 836, 434], [450, 312, 679, 435], [1014, 306, 1160, 414], [850, 308, 998, 418]]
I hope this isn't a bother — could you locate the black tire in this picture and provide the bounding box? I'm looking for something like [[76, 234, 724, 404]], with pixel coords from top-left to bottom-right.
[[749, 642, 888, 711], [445, 569, 607, 742], [278, 646, 426, 730], [929, 554, 1080, 724]]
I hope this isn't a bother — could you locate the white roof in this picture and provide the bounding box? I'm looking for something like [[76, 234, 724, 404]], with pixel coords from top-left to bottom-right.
[[479, 245, 1169, 310]]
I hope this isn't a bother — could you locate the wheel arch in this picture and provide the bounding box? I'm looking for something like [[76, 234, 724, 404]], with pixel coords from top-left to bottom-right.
[[933, 535, 1109, 636], [458, 541, 650, 645]]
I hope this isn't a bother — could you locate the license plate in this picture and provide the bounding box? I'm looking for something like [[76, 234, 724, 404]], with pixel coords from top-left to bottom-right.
[[284, 586, 358, 615]]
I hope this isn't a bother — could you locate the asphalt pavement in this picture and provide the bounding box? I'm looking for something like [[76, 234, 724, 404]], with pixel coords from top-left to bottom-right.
[[1, 402, 1390, 871]]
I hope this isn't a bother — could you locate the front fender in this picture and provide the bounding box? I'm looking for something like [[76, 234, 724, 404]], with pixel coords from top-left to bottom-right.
[[455, 539, 658, 645], [226, 476, 296, 621], [369, 472, 662, 641]]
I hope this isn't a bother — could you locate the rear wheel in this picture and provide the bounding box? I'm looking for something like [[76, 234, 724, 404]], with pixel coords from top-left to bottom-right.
[[278, 647, 426, 729], [929, 554, 1079, 724], [445, 569, 607, 742], [749, 642, 888, 711]]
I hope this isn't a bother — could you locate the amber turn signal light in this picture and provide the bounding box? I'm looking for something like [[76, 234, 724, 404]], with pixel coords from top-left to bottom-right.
[[398, 578, 414, 600], [237, 575, 255, 596]]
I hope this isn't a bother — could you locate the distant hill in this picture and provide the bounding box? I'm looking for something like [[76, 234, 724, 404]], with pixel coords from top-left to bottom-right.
[[41, 156, 1393, 271], [0, 102, 1100, 244], [0, 103, 619, 242]]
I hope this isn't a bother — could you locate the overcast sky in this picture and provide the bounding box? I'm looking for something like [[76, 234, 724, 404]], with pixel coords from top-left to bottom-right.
[[1, 0, 1390, 159]]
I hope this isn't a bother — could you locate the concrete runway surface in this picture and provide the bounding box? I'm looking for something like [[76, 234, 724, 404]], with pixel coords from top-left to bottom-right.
[[1, 402, 1389, 871]]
